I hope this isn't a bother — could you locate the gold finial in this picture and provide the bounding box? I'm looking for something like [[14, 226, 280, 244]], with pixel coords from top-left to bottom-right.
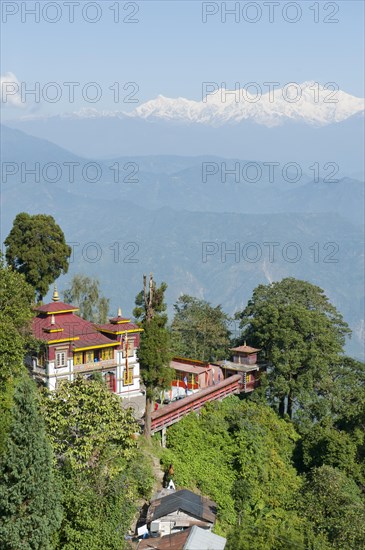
[[118, 307, 122, 317], [244, 340, 247, 347], [52, 285, 60, 302], [51, 314, 55, 326]]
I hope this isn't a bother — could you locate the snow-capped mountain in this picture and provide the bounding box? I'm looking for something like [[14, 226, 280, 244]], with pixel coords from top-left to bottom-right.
[[12, 82, 364, 128], [129, 82, 364, 127]]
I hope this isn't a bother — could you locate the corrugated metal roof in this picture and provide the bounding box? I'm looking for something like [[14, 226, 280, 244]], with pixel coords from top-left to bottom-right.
[[148, 490, 217, 524], [184, 526, 226, 550], [137, 526, 226, 550]]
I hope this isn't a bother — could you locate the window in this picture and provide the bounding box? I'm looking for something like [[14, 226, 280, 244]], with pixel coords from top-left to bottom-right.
[[101, 348, 114, 360], [73, 351, 83, 365], [56, 351, 67, 367], [85, 351, 94, 363], [122, 338, 134, 358], [105, 372, 117, 392], [123, 367, 134, 386]]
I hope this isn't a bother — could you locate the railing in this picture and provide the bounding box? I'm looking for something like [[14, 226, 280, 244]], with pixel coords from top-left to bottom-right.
[[73, 359, 116, 373], [151, 374, 241, 433]]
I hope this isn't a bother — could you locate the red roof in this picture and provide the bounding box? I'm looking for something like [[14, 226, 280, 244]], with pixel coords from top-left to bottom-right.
[[138, 529, 190, 550], [230, 345, 261, 354], [34, 301, 79, 314], [32, 308, 115, 347], [73, 331, 119, 350], [109, 316, 131, 324], [96, 322, 142, 334], [170, 360, 210, 375], [32, 300, 140, 349]]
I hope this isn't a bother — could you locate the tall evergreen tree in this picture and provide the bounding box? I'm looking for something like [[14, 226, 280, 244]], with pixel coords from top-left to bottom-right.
[[0, 374, 62, 549], [5, 213, 71, 301], [237, 278, 350, 418], [134, 274, 173, 438], [0, 257, 35, 455]]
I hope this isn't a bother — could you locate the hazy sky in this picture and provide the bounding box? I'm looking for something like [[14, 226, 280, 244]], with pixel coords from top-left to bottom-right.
[[1, 0, 364, 117]]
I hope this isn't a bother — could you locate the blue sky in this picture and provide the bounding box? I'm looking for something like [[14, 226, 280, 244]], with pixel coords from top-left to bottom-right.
[[1, 0, 364, 118]]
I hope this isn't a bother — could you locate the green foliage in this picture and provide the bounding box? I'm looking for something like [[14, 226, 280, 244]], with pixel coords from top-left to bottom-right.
[[171, 294, 231, 361], [161, 397, 302, 537], [300, 465, 365, 549], [63, 274, 110, 323], [39, 377, 138, 472], [125, 447, 155, 499], [226, 513, 308, 550], [138, 317, 174, 400], [237, 278, 350, 418], [0, 379, 15, 459], [134, 275, 173, 436], [329, 357, 365, 432], [300, 422, 363, 484], [0, 258, 34, 382], [56, 469, 136, 550], [162, 409, 237, 525], [134, 278, 168, 326], [5, 212, 71, 300], [0, 374, 62, 549], [0, 258, 35, 456], [38, 378, 154, 548]]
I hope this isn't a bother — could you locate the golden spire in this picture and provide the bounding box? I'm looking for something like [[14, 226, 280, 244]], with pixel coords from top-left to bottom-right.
[[52, 285, 60, 302], [118, 307, 122, 317]]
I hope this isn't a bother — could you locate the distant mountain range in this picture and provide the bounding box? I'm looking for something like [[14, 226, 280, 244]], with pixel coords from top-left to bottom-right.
[[4, 84, 364, 174], [129, 82, 364, 127], [1, 126, 364, 359], [13, 82, 365, 127]]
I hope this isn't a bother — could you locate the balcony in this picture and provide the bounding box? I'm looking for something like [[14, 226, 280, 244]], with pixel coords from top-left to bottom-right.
[[73, 358, 116, 373]]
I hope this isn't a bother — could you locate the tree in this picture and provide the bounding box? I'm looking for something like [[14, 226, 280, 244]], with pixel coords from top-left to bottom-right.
[[237, 278, 350, 418], [39, 377, 150, 548], [134, 274, 173, 438], [0, 258, 35, 455], [5, 213, 71, 301], [300, 466, 365, 549], [0, 374, 62, 549], [56, 469, 137, 550], [329, 357, 365, 432], [299, 421, 363, 484], [63, 274, 110, 323], [171, 295, 231, 361], [39, 377, 137, 472]]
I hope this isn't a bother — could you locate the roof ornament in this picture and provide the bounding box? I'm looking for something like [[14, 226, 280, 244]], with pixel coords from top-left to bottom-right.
[[118, 307, 122, 317], [51, 314, 55, 326], [52, 285, 60, 302], [244, 340, 247, 347]]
